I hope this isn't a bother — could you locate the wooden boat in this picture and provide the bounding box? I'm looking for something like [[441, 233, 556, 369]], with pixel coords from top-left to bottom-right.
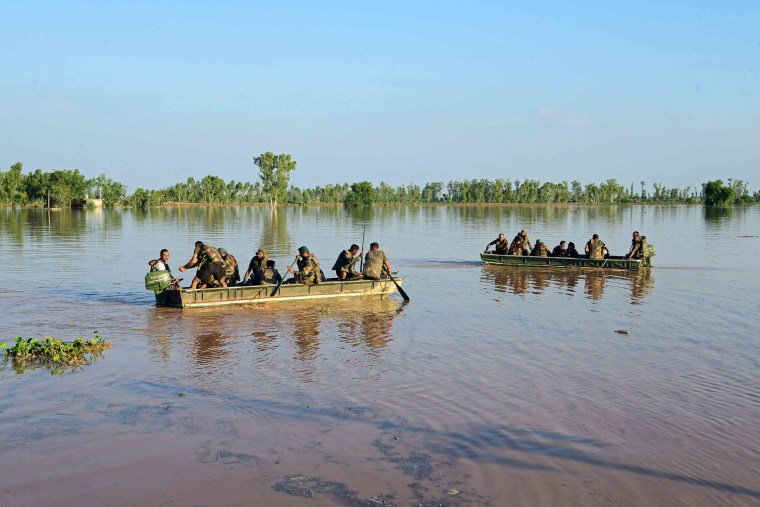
[[481, 246, 654, 271], [145, 270, 403, 308]]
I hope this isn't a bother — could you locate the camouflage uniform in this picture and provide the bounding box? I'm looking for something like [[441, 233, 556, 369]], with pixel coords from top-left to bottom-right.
[[512, 232, 531, 255], [587, 238, 606, 260], [332, 249, 361, 276], [294, 255, 321, 285], [488, 237, 510, 255], [194, 244, 226, 285], [629, 237, 649, 259], [531, 242, 550, 257], [254, 267, 282, 285], [508, 239, 524, 256], [362, 250, 389, 279], [222, 254, 240, 285]]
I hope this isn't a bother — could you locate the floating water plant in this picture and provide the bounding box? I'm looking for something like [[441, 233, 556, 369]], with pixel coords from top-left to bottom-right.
[[1, 332, 112, 374]]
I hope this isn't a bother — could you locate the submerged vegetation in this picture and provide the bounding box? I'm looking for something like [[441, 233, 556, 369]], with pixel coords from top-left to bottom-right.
[[1, 332, 112, 375], [2, 157, 758, 208]]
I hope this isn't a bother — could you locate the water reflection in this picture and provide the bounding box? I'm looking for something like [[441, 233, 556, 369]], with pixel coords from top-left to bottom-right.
[[144, 298, 405, 368], [480, 266, 654, 303]]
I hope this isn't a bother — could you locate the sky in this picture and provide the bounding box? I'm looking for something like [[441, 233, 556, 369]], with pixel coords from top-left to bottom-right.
[[1, 1, 758, 192]]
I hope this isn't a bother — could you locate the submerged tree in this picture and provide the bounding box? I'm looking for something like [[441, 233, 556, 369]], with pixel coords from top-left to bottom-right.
[[702, 180, 735, 207], [254, 152, 297, 207]]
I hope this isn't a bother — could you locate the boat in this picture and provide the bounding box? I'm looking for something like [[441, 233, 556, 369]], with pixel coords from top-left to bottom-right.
[[145, 270, 403, 308], [481, 245, 654, 271]]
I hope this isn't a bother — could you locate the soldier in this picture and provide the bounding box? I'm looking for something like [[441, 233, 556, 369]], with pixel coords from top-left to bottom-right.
[[362, 242, 392, 280], [552, 241, 568, 257], [485, 232, 509, 255], [332, 244, 363, 280], [566, 242, 580, 258], [253, 259, 282, 285], [530, 239, 551, 257], [287, 246, 321, 285], [512, 229, 532, 255], [243, 248, 268, 284], [585, 234, 606, 260], [626, 231, 649, 260], [179, 241, 227, 289], [218, 248, 240, 286]]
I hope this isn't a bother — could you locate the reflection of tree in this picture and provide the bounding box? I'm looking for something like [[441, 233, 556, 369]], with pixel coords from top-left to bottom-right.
[[258, 207, 292, 258], [703, 205, 734, 225]]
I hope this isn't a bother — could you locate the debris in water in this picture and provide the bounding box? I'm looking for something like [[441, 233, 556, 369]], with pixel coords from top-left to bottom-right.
[[448, 489, 459, 495], [179, 392, 186, 397], [615, 329, 631, 335]]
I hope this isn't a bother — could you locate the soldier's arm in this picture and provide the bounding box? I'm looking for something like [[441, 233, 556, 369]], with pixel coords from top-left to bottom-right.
[[179, 254, 198, 272]]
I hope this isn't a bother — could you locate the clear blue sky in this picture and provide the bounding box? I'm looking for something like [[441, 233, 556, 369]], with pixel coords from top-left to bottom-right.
[[1, 1, 758, 192]]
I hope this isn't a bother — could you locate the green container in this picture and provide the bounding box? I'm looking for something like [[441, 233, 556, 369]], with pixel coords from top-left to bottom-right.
[[647, 245, 656, 257], [145, 270, 172, 293]]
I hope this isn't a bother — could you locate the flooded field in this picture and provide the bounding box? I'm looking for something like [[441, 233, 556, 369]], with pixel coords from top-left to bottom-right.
[[1, 205, 758, 506]]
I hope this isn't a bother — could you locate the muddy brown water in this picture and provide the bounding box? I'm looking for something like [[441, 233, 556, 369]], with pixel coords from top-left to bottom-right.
[[1, 205, 758, 506]]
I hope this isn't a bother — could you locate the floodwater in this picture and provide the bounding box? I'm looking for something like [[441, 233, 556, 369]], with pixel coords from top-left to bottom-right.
[[1, 205, 758, 507]]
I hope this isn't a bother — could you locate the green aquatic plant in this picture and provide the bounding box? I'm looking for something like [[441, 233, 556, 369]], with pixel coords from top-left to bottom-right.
[[1, 331, 112, 374]]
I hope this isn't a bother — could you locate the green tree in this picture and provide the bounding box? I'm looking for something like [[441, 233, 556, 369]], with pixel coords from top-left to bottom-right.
[[49, 169, 88, 208], [703, 180, 735, 207], [254, 152, 297, 206], [344, 181, 376, 206]]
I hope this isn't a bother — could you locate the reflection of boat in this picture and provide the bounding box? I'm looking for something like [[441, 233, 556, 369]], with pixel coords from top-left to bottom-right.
[[145, 271, 403, 308], [480, 246, 654, 271], [481, 265, 654, 302]]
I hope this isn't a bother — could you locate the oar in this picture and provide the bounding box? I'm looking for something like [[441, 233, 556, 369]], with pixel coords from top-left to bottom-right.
[[387, 272, 409, 302], [270, 257, 298, 297], [359, 224, 366, 272]]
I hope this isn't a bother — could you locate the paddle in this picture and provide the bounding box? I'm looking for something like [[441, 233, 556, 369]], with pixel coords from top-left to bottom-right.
[[359, 224, 366, 272], [271, 257, 298, 297], [387, 272, 409, 302]]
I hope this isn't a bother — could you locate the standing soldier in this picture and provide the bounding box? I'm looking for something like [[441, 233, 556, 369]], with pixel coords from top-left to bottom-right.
[[332, 244, 363, 280], [288, 246, 321, 285], [485, 232, 509, 255], [585, 234, 606, 260], [362, 242, 392, 280], [179, 241, 227, 289]]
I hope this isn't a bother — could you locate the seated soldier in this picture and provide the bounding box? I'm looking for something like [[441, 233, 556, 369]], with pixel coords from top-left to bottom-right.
[[287, 246, 321, 285], [585, 234, 606, 260], [332, 244, 363, 280], [508, 237, 524, 256], [218, 248, 240, 286], [530, 239, 551, 257], [625, 231, 649, 260], [253, 259, 282, 285], [362, 242, 392, 280], [552, 241, 568, 257], [485, 233, 509, 255], [243, 249, 268, 285], [566, 242, 580, 258]]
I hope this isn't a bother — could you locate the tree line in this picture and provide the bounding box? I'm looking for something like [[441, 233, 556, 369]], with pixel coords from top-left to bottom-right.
[[1, 155, 757, 208]]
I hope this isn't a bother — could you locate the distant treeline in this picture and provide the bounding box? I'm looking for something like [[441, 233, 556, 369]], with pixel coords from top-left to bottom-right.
[[1, 158, 757, 209]]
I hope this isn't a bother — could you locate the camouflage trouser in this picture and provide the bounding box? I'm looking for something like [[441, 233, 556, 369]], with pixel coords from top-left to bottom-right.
[[295, 271, 317, 285]]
